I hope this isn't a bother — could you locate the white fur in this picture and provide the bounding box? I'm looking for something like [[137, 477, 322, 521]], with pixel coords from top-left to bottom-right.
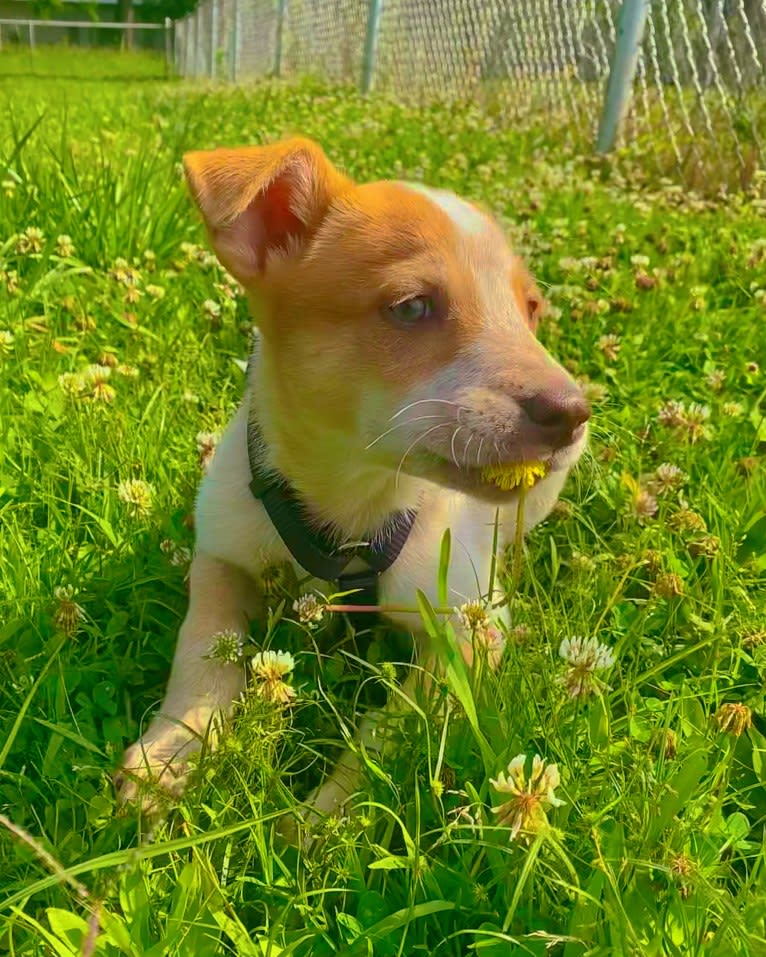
[[406, 183, 488, 237]]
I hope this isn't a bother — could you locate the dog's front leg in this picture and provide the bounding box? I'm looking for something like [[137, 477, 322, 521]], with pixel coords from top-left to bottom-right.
[[117, 552, 257, 810], [297, 605, 508, 841], [290, 644, 440, 842]]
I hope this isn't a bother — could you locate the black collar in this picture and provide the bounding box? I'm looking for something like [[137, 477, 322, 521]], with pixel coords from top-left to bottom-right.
[[246, 414, 418, 607]]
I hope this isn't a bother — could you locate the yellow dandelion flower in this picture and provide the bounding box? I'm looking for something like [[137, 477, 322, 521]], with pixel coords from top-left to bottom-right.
[[481, 460, 548, 491]]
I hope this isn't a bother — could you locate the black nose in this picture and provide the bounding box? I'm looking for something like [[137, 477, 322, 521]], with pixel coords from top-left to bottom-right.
[[522, 389, 591, 445]]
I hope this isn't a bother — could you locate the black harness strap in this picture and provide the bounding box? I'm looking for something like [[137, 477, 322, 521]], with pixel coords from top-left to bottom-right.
[[246, 415, 417, 610]]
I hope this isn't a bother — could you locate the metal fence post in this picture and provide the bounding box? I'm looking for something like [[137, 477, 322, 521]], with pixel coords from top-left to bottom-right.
[[274, 0, 286, 77], [230, 0, 240, 82], [164, 17, 172, 76], [28, 19, 35, 49], [361, 0, 382, 93], [596, 0, 650, 153], [194, 4, 201, 76], [210, 0, 218, 78]]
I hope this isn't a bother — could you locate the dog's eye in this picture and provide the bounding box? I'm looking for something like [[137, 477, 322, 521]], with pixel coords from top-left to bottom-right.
[[388, 295, 434, 326]]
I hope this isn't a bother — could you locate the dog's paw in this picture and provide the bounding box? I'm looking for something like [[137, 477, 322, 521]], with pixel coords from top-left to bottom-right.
[[115, 723, 201, 814], [279, 753, 362, 849]]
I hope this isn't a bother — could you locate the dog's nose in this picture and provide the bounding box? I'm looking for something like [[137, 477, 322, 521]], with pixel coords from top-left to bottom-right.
[[522, 389, 591, 445]]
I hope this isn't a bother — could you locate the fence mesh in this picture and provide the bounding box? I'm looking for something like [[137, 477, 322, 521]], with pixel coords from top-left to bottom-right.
[[174, 0, 766, 183], [0, 20, 169, 55]]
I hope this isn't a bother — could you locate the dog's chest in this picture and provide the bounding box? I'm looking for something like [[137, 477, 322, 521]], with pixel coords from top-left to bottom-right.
[[194, 404, 511, 628]]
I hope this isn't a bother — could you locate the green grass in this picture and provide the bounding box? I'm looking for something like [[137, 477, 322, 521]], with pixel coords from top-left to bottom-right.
[[1, 49, 766, 957], [0, 47, 171, 81]]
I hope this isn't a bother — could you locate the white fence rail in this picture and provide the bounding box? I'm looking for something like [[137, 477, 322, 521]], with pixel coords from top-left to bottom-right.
[[0, 16, 173, 63]]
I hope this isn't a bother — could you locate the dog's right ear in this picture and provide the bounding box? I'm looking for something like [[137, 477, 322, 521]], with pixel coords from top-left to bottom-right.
[[183, 138, 351, 284]]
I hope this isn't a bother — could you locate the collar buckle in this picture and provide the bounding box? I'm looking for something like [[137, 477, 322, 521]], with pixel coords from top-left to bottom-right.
[[336, 567, 381, 608]]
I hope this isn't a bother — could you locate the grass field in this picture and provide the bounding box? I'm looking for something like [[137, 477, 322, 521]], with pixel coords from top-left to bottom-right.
[[1, 48, 766, 956]]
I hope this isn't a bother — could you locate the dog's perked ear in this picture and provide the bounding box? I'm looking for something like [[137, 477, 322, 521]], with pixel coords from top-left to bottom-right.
[[183, 137, 351, 284]]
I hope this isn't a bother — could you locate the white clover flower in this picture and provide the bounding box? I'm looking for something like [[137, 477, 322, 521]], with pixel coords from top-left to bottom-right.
[[252, 650, 295, 678], [117, 478, 154, 517], [293, 594, 325, 627], [456, 601, 505, 666], [110, 258, 141, 286], [203, 299, 221, 320], [490, 754, 565, 841], [456, 600, 490, 634], [83, 364, 115, 403], [657, 400, 686, 428], [251, 650, 296, 705], [206, 629, 244, 664], [558, 636, 615, 698], [58, 371, 86, 397], [560, 635, 615, 669], [653, 463, 687, 493], [53, 585, 85, 637], [16, 226, 45, 254], [0, 330, 14, 356], [55, 235, 75, 258], [196, 431, 219, 470]]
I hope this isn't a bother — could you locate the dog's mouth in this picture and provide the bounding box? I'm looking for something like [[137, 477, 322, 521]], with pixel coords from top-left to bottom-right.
[[423, 456, 551, 502], [404, 425, 587, 502]]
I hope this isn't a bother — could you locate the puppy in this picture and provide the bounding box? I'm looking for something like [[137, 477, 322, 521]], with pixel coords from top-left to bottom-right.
[[118, 137, 590, 823]]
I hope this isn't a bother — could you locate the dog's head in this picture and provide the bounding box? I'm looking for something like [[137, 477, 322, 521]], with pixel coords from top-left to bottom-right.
[[184, 138, 589, 505]]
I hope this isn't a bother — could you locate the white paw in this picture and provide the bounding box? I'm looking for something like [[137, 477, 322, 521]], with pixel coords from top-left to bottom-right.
[[279, 752, 362, 848], [116, 720, 204, 814]]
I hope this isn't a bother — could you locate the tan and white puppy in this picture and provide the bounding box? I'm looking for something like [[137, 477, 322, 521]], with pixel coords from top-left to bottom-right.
[[118, 137, 590, 822]]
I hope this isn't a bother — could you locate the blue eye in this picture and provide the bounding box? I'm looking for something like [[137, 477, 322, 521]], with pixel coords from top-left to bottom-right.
[[388, 295, 434, 326]]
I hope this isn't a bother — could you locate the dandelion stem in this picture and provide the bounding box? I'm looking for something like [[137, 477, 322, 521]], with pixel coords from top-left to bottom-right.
[[512, 484, 527, 591], [325, 603, 455, 616]]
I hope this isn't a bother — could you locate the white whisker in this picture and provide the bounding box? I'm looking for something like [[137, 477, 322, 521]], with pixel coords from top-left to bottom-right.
[[463, 432, 474, 468], [364, 414, 446, 451], [390, 398, 461, 421], [395, 423, 449, 488], [475, 436, 485, 467], [450, 426, 463, 469]]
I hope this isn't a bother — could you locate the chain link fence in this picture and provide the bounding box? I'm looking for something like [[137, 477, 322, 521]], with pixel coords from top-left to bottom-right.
[[174, 0, 766, 183]]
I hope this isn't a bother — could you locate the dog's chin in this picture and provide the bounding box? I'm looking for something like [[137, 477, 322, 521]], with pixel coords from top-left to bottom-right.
[[400, 429, 588, 504]]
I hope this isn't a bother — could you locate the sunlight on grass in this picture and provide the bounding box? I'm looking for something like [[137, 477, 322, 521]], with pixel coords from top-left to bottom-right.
[[0, 50, 765, 957]]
